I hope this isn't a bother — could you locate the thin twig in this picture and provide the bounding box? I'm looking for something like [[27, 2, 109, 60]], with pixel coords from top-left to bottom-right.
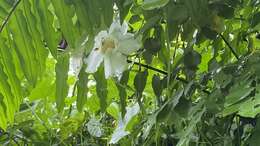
[[0, 0, 21, 33], [127, 59, 167, 75], [219, 34, 239, 60]]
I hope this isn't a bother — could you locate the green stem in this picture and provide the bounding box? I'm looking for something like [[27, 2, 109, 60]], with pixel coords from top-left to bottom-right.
[[219, 34, 239, 60]]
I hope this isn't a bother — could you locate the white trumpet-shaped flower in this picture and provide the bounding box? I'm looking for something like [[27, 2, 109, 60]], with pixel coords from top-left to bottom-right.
[[85, 21, 141, 78]]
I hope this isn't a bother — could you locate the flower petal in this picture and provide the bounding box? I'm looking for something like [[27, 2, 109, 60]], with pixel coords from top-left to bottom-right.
[[117, 34, 142, 55], [120, 21, 128, 34], [104, 55, 113, 78], [104, 52, 127, 78], [109, 21, 122, 34], [110, 52, 128, 76], [109, 21, 128, 37], [94, 30, 108, 48], [69, 56, 82, 75], [86, 50, 104, 73]]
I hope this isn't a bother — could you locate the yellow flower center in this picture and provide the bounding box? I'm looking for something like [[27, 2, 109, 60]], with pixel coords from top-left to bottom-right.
[[100, 37, 116, 53]]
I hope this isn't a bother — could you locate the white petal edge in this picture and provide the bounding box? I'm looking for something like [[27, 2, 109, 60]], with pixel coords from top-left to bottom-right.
[[109, 21, 128, 35], [110, 52, 128, 77], [120, 21, 128, 34], [104, 55, 113, 79], [69, 56, 82, 76], [104, 52, 127, 78], [117, 34, 142, 55], [109, 20, 122, 34], [94, 30, 108, 48], [86, 50, 104, 73]]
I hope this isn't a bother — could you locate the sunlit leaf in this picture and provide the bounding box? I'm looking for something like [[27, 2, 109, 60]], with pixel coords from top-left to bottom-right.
[[142, 0, 169, 10]]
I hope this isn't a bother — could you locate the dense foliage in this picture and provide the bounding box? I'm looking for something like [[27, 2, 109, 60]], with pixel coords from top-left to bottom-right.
[[0, 0, 260, 145]]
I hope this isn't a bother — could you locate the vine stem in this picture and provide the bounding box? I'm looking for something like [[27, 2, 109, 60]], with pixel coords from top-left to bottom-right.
[[0, 0, 21, 33], [219, 34, 239, 60], [127, 59, 167, 75]]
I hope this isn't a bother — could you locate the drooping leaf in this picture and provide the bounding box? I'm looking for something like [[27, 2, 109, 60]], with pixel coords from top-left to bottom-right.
[[34, 0, 58, 57], [55, 54, 70, 112], [22, 0, 49, 77], [76, 65, 89, 112], [9, 10, 39, 86], [72, 0, 93, 35], [134, 70, 148, 96], [52, 0, 78, 49], [152, 74, 162, 97], [94, 66, 108, 113], [0, 37, 22, 108], [116, 71, 129, 116]]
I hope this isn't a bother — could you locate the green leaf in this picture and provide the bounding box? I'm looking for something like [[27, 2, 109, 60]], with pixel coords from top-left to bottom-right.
[[0, 6, 8, 20], [166, 3, 188, 22], [210, 3, 234, 19], [152, 75, 162, 97], [156, 89, 183, 122], [184, 50, 202, 70], [72, 0, 93, 35], [52, 0, 77, 49], [55, 54, 70, 112], [139, 15, 161, 34], [247, 117, 260, 146], [142, 0, 169, 10], [251, 12, 260, 28], [0, 93, 7, 130], [176, 103, 205, 146], [224, 81, 254, 107], [184, 0, 211, 27], [0, 37, 22, 109], [115, 0, 132, 23], [84, 0, 102, 29], [205, 89, 224, 113], [10, 10, 39, 86], [76, 65, 89, 112], [116, 71, 129, 116], [0, 62, 15, 123], [23, 0, 49, 75], [201, 27, 218, 40], [144, 38, 161, 54], [94, 66, 108, 113], [100, 0, 113, 27], [107, 102, 120, 120], [34, 0, 58, 58], [60, 118, 82, 140], [134, 70, 148, 95], [238, 96, 260, 118]]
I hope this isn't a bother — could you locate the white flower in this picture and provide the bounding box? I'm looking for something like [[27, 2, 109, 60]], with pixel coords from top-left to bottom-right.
[[85, 21, 142, 78], [69, 56, 82, 76]]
